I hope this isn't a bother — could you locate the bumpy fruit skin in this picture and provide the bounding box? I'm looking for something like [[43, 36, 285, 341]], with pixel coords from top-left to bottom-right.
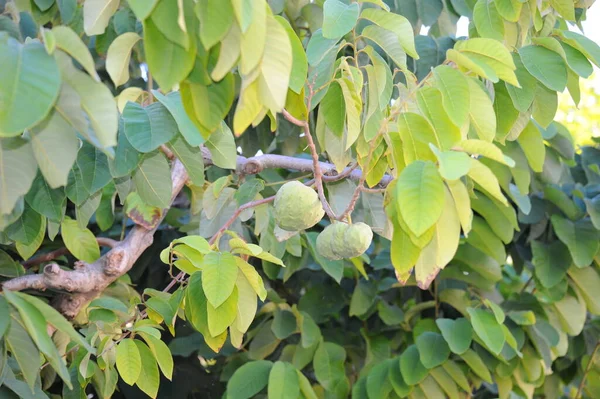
[[274, 181, 325, 231], [316, 222, 373, 260]]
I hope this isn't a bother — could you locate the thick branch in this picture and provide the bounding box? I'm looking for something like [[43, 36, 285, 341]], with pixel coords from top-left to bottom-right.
[[3, 160, 189, 318]]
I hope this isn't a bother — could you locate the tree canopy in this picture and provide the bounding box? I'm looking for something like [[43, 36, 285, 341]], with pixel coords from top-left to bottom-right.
[[1, 0, 600, 398]]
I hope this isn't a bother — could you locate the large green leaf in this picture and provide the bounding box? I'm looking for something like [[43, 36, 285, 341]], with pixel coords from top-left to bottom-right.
[[359, 8, 418, 58], [5, 313, 40, 391], [25, 174, 66, 222], [313, 342, 347, 390], [6, 206, 43, 246], [417, 87, 461, 149], [322, 0, 359, 39], [197, 0, 233, 50], [506, 53, 538, 112], [134, 340, 160, 398], [116, 338, 142, 385], [202, 252, 238, 308], [0, 36, 60, 136], [321, 82, 346, 137], [83, 0, 119, 35], [531, 240, 572, 288], [144, 18, 196, 91], [227, 360, 273, 399], [76, 142, 112, 195], [205, 122, 238, 169], [153, 90, 205, 146], [4, 290, 72, 387], [473, 0, 503, 41], [56, 52, 118, 149], [0, 138, 37, 215], [268, 361, 300, 399], [133, 151, 172, 208], [168, 135, 204, 186], [180, 75, 235, 133], [433, 65, 470, 127], [551, 215, 600, 268], [467, 79, 496, 141], [519, 45, 567, 92], [109, 120, 141, 178], [454, 38, 518, 86], [206, 286, 238, 336], [396, 160, 445, 236], [276, 16, 308, 94], [138, 332, 174, 380], [123, 101, 179, 153], [361, 25, 406, 69], [61, 217, 100, 262], [106, 32, 141, 87], [52, 26, 100, 81], [399, 345, 428, 385], [150, 0, 190, 50], [467, 307, 505, 355], [436, 318, 472, 354], [416, 332, 451, 369]]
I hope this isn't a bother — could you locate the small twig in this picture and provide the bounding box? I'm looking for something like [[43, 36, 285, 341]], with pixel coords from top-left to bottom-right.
[[160, 144, 175, 160], [576, 340, 600, 398], [264, 173, 313, 187], [322, 162, 359, 182], [22, 237, 119, 268], [337, 142, 377, 221], [520, 275, 534, 293], [147, 71, 154, 103], [281, 109, 336, 220]]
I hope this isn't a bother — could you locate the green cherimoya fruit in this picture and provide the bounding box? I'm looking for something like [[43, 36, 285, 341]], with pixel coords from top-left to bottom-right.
[[274, 181, 325, 231], [316, 222, 373, 260]]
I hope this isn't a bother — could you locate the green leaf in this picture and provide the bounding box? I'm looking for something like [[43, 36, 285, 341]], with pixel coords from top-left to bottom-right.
[[227, 360, 273, 399], [276, 16, 308, 94], [56, 52, 118, 149], [349, 279, 377, 317], [109, 120, 141, 178], [143, 18, 195, 91], [400, 345, 428, 385], [168, 135, 204, 186], [133, 151, 172, 208], [15, 215, 45, 260], [306, 30, 339, 66], [551, 215, 599, 268], [6, 206, 43, 246], [433, 65, 470, 127], [519, 45, 567, 92], [4, 290, 72, 388], [239, 1, 266, 75], [16, 292, 93, 353], [466, 216, 505, 264], [322, 0, 359, 39], [416, 332, 451, 369], [506, 53, 538, 112], [106, 32, 141, 87], [366, 360, 394, 399], [0, 138, 37, 215], [494, 0, 522, 21], [436, 318, 472, 354], [0, 296, 9, 339], [313, 342, 347, 390], [517, 121, 545, 172], [272, 308, 297, 339], [138, 333, 174, 380], [116, 338, 142, 385], [454, 38, 518, 86], [29, 111, 79, 188], [5, 314, 40, 391], [25, 176, 64, 224], [61, 217, 100, 262], [531, 240, 571, 288], [321, 82, 346, 137], [417, 87, 461, 150], [560, 42, 593, 78], [150, 0, 190, 50], [66, 163, 90, 206], [197, 0, 233, 49], [123, 101, 179, 153], [0, 36, 60, 136], [459, 349, 492, 383], [127, 0, 159, 19], [467, 307, 505, 355], [359, 8, 418, 58], [258, 15, 293, 113], [202, 252, 238, 308], [470, 194, 514, 244], [457, 139, 514, 167], [268, 361, 300, 399], [431, 146, 472, 181], [134, 340, 160, 398], [396, 160, 445, 236], [558, 30, 600, 68], [153, 90, 205, 146], [300, 311, 322, 348], [181, 75, 235, 133], [84, 0, 119, 35], [549, 0, 575, 20], [207, 286, 238, 336], [76, 142, 112, 195], [468, 159, 508, 206], [361, 25, 406, 69], [52, 26, 100, 81], [473, 0, 504, 41]]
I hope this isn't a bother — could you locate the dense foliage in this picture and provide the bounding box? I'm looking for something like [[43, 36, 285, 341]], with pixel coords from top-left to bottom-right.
[[1, 0, 600, 398]]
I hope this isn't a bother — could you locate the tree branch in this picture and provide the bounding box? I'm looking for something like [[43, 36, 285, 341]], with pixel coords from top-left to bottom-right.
[[2, 160, 189, 319]]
